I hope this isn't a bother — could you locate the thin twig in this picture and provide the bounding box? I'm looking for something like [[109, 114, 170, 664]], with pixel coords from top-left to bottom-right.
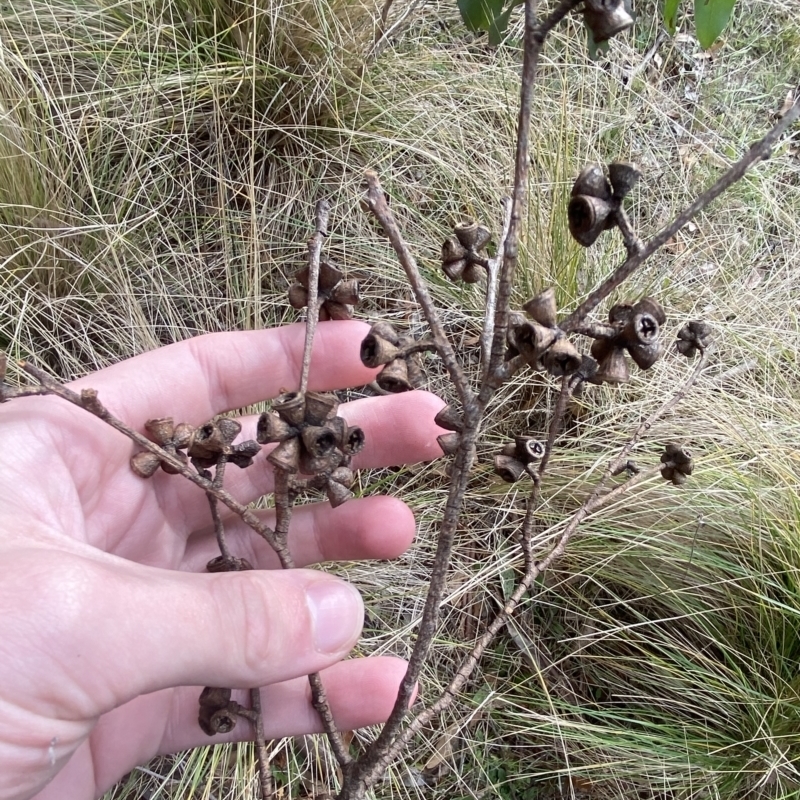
[[481, 197, 513, 379], [538, 375, 572, 476], [308, 672, 352, 767], [560, 98, 800, 330], [363, 171, 473, 407], [16, 362, 292, 563], [207, 457, 231, 560], [343, 413, 482, 795], [300, 200, 330, 395], [365, 0, 425, 63], [605, 344, 713, 479], [274, 467, 350, 767], [250, 688, 275, 798], [272, 469, 295, 564], [373, 354, 708, 769], [487, 0, 584, 379]]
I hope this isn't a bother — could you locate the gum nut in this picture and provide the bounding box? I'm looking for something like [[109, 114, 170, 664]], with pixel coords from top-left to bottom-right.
[[514, 436, 544, 462], [188, 422, 227, 460], [454, 220, 491, 251], [172, 422, 194, 449], [591, 337, 614, 361], [324, 301, 353, 320], [624, 310, 660, 346], [462, 262, 483, 284], [330, 466, 355, 487], [304, 391, 340, 425], [442, 258, 467, 281], [542, 338, 582, 376], [370, 320, 401, 345], [344, 425, 366, 455], [376, 358, 413, 393], [608, 303, 633, 325], [568, 195, 614, 247], [326, 479, 354, 508], [301, 425, 340, 459], [434, 404, 463, 432], [257, 411, 294, 444], [594, 348, 630, 385], [442, 235, 468, 264], [522, 288, 558, 328], [272, 391, 306, 426], [437, 432, 461, 456], [583, 0, 634, 42], [513, 321, 557, 366], [634, 296, 666, 326], [161, 450, 189, 474], [131, 451, 161, 478], [572, 164, 612, 200], [661, 465, 676, 482], [267, 437, 301, 472], [144, 417, 174, 446], [288, 283, 309, 309], [331, 279, 360, 306], [360, 332, 400, 368], [608, 162, 642, 199], [318, 258, 344, 291], [217, 417, 242, 444], [494, 454, 526, 483], [627, 341, 662, 370]]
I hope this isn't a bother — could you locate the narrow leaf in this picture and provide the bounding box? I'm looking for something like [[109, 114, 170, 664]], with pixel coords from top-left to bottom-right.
[[457, 0, 505, 31], [694, 0, 737, 49], [487, 5, 515, 45], [663, 0, 681, 34]]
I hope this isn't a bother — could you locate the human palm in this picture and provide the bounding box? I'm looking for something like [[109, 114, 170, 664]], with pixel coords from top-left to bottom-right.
[[0, 321, 443, 800]]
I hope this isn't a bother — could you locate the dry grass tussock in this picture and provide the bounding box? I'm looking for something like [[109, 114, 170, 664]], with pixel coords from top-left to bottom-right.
[[2, 0, 800, 797]]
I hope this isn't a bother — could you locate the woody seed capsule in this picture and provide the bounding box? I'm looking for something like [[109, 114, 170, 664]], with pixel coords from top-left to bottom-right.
[[145, 417, 175, 446], [522, 288, 558, 328], [131, 451, 161, 478]]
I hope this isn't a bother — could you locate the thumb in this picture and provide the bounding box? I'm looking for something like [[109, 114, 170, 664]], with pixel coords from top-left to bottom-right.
[[14, 550, 364, 716]]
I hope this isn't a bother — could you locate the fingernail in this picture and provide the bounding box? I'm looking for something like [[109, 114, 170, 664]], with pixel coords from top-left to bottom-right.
[[306, 579, 363, 654]]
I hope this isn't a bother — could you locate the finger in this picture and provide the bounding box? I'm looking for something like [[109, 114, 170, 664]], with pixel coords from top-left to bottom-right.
[[86, 658, 413, 793], [12, 549, 365, 719], [182, 495, 416, 572], [160, 390, 444, 534], [69, 321, 377, 427], [160, 657, 413, 754], [216, 390, 446, 510]]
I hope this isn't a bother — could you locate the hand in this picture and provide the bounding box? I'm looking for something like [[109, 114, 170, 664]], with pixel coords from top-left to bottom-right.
[[0, 321, 444, 800]]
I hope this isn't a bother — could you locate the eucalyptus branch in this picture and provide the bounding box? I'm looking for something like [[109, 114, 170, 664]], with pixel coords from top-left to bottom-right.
[[487, 0, 584, 378], [300, 200, 330, 394], [481, 197, 513, 377], [250, 688, 275, 798], [372, 350, 710, 767], [560, 97, 800, 330], [14, 361, 291, 562], [363, 170, 473, 406], [206, 457, 232, 561]]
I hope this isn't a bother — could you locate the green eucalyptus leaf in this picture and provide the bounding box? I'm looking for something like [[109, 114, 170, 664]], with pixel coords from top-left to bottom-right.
[[457, 0, 505, 31], [663, 0, 681, 34], [694, 0, 737, 48], [487, 5, 515, 45]]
